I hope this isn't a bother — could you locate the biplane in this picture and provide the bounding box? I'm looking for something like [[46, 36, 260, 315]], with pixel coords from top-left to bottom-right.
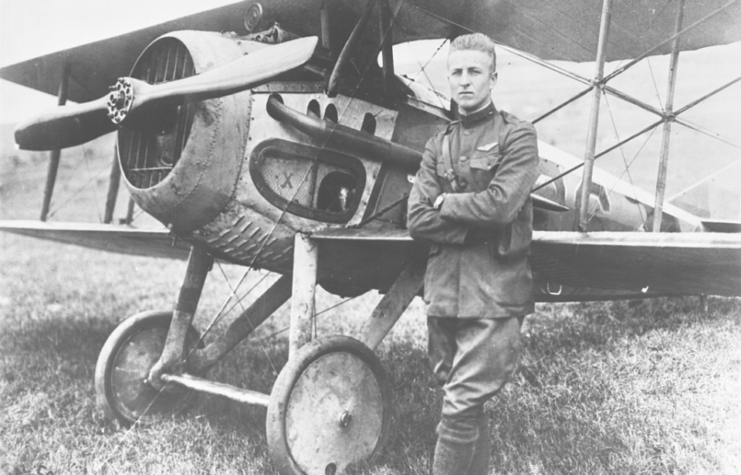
[[1, 0, 741, 473]]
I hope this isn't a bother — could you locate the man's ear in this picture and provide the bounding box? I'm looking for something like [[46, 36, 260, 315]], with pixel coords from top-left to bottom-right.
[[489, 71, 498, 89]]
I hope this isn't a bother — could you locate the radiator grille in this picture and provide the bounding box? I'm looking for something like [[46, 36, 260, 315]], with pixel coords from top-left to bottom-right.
[[119, 38, 196, 189]]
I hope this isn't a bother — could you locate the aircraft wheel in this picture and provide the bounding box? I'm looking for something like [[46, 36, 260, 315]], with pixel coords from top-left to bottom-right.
[[266, 335, 392, 475], [95, 310, 200, 426]]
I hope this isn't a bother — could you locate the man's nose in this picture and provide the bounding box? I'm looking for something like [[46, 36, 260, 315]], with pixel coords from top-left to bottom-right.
[[459, 72, 472, 87]]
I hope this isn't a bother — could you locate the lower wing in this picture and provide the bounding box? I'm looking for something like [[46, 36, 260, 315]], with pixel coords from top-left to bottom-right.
[[314, 228, 741, 298], [531, 231, 741, 297], [0, 220, 190, 260], [2, 221, 739, 297]]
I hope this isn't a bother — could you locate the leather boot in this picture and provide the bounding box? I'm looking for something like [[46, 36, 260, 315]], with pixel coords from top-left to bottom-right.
[[468, 416, 491, 475], [432, 418, 479, 475]]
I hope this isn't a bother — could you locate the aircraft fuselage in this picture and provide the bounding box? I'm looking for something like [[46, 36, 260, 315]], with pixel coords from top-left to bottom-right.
[[115, 32, 703, 301]]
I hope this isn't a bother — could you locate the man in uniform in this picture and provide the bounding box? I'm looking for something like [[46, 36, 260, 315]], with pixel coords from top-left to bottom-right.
[[407, 33, 539, 474]]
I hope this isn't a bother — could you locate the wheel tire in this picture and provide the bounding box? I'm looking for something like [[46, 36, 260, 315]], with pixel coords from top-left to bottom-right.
[[94, 310, 201, 426], [266, 335, 393, 475]]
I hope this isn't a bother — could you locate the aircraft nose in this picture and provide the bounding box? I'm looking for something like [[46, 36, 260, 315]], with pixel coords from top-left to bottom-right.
[[119, 32, 252, 233]]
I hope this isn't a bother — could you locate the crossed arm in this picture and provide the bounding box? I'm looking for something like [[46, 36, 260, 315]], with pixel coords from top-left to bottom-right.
[[407, 124, 539, 245]]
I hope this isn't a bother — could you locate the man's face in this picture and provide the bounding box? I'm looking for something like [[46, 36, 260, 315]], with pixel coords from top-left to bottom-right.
[[447, 49, 497, 114]]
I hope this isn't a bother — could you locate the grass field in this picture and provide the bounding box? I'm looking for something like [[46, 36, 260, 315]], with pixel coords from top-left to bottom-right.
[[1, 228, 740, 474]]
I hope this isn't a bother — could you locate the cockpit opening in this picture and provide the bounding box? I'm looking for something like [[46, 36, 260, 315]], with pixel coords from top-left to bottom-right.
[[317, 171, 356, 213], [249, 138, 366, 223]]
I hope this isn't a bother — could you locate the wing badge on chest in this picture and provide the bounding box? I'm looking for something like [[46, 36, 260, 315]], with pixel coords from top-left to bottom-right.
[[476, 141, 498, 152]]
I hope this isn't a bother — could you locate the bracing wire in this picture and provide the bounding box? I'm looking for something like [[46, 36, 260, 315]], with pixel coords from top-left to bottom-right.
[[587, 91, 647, 224], [404, 38, 450, 110], [80, 145, 103, 222], [255, 294, 363, 344], [213, 263, 279, 375], [195, 267, 270, 347], [46, 162, 109, 220], [645, 57, 665, 112], [412, 38, 449, 84], [593, 124, 659, 226], [132, 207, 147, 222]]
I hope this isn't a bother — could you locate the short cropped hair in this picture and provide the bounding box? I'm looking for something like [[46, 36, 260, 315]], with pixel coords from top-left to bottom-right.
[[450, 33, 497, 72]]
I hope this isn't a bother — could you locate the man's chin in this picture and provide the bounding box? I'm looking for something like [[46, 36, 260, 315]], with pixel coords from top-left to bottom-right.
[[457, 99, 481, 113], [457, 98, 473, 107]]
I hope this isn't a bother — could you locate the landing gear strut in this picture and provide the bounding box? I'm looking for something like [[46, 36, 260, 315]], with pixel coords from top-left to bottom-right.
[[93, 235, 424, 474]]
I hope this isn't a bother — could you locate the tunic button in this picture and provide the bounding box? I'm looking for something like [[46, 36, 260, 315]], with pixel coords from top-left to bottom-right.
[[464, 130, 472, 136], [460, 155, 468, 162]]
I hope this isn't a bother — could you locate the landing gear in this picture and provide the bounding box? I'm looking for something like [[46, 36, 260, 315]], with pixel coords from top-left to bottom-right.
[[266, 335, 392, 475], [91, 238, 422, 473], [94, 310, 201, 425], [262, 236, 423, 474]]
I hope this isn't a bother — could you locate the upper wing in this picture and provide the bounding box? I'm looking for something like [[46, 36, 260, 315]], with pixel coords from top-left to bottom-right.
[[0, 1, 252, 102], [393, 0, 741, 62], [312, 228, 741, 297], [0, 220, 190, 260], [3, 0, 741, 101]]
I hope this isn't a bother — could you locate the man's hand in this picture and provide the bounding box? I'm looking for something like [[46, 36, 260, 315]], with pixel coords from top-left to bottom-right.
[[433, 193, 448, 210]]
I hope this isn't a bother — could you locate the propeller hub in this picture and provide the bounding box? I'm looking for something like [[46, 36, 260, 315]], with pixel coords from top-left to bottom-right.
[[107, 78, 134, 124]]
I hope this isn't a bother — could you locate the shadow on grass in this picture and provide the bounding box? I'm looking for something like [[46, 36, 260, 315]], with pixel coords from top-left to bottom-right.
[[1, 316, 114, 389]]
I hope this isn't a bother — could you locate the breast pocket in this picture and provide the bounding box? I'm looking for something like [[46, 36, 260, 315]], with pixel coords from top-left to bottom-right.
[[469, 153, 500, 171], [468, 152, 502, 190]]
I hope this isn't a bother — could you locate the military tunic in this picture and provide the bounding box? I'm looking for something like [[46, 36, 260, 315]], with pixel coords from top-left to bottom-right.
[[407, 101, 539, 319]]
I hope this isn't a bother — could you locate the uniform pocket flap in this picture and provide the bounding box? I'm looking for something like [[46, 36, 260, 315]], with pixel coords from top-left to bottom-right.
[[469, 153, 501, 171]]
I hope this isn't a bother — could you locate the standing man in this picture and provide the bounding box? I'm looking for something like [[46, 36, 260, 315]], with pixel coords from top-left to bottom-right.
[[407, 33, 539, 474]]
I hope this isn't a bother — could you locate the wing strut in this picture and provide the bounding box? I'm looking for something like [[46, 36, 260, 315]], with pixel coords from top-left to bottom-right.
[[40, 65, 69, 221], [379, 0, 395, 96], [327, 0, 375, 97], [652, 0, 686, 233], [103, 146, 121, 224], [577, 0, 613, 232]]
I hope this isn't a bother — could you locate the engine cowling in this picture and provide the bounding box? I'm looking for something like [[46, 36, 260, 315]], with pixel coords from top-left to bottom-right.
[[118, 31, 252, 232]]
